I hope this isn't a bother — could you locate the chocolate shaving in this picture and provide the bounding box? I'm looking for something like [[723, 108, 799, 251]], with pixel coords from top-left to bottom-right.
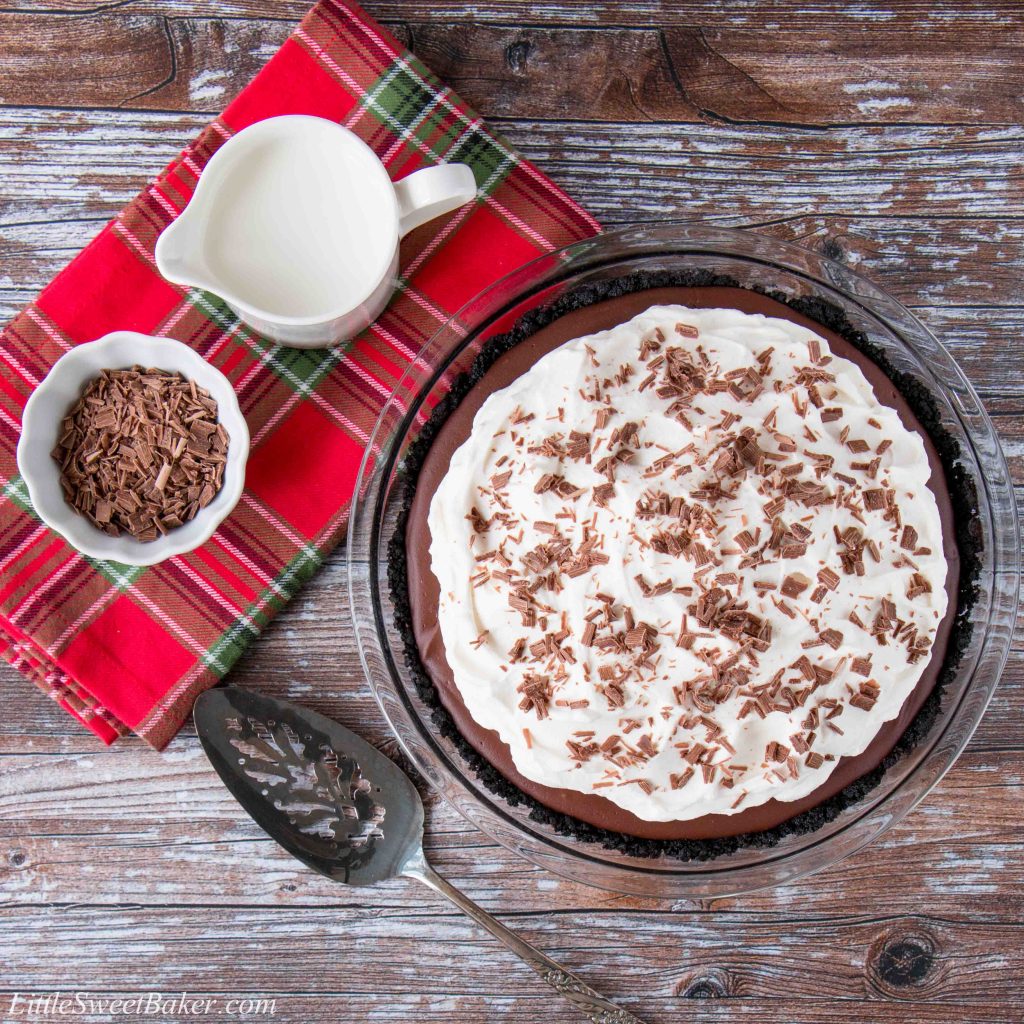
[[466, 507, 491, 533], [603, 682, 626, 708], [516, 673, 553, 718], [819, 628, 844, 649], [817, 567, 841, 591], [863, 488, 887, 511], [53, 366, 227, 541], [789, 732, 810, 754], [593, 482, 616, 508], [780, 573, 810, 599], [907, 572, 933, 599]]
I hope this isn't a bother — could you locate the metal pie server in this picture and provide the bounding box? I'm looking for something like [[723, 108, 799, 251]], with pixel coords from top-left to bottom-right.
[[194, 686, 646, 1024]]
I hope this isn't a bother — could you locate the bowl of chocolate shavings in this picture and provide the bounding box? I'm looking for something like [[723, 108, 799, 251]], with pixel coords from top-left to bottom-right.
[[18, 331, 249, 566]]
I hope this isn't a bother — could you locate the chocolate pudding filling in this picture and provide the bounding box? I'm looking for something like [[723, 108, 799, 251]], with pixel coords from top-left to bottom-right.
[[391, 271, 980, 859]]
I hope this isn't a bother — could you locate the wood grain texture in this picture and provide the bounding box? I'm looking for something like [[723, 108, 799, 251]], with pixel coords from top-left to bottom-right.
[[0, 1, 1022, 1022], [3, 0, 1022, 29], [3, 729, 1022, 917], [2, 110, 1022, 320], [399, 23, 1024, 126], [2, 14, 1022, 123]]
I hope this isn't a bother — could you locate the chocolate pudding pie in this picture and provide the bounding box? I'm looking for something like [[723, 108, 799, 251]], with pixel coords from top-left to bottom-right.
[[395, 274, 972, 856]]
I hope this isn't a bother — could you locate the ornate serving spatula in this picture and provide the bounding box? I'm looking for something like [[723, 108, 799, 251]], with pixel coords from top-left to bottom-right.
[[194, 686, 646, 1024]]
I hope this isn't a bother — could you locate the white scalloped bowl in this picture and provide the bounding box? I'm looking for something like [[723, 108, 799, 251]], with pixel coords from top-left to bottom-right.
[[17, 331, 249, 566]]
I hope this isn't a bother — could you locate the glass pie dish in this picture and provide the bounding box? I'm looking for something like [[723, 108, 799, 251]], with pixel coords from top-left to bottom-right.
[[347, 223, 1019, 898]]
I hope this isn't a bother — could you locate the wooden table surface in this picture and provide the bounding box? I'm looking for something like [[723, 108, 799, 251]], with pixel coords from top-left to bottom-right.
[[1, 2, 1022, 1022]]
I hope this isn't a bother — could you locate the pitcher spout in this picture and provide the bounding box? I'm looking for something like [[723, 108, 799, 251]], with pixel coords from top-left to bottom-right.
[[155, 210, 211, 291]]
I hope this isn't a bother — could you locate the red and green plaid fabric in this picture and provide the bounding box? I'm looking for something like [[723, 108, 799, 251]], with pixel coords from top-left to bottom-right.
[[0, 0, 599, 748]]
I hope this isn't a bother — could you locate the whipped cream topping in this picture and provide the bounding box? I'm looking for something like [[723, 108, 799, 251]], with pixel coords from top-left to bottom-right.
[[427, 305, 949, 822]]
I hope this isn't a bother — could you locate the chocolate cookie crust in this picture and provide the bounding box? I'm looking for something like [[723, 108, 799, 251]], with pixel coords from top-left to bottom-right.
[[390, 269, 981, 862]]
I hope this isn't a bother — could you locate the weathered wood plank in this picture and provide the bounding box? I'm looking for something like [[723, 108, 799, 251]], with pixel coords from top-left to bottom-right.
[[397, 22, 1024, 126], [1, 14, 1021, 124], [3, 213, 1022, 321], [0, 13, 174, 110], [0, 902, 1020, 1017], [2, 109, 1023, 319], [0, 13, 290, 113], [3, 0, 1021, 31], [509, 121, 1024, 221], [2, 111, 1019, 223], [0, 995, 1013, 1024], [2, 740, 1022, 921]]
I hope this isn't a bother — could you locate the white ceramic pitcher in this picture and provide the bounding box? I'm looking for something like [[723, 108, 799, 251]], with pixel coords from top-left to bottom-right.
[[155, 115, 477, 348]]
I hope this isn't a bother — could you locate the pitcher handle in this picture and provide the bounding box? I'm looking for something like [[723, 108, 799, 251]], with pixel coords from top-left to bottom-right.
[[394, 163, 477, 237]]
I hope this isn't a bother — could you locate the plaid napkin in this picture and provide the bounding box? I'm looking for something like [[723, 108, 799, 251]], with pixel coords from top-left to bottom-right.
[[0, 0, 598, 747]]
